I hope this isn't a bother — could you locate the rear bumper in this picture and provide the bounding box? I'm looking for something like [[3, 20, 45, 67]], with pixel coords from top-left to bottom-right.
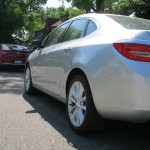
[[0, 63, 25, 66], [0, 59, 26, 66]]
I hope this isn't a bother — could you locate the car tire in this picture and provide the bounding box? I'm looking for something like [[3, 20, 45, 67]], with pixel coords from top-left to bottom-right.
[[67, 75, 105, 134], [24, 65, 37, 95]]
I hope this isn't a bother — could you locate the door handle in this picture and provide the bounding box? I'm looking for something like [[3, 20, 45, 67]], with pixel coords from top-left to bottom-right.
[[64, 48, 72, 53]]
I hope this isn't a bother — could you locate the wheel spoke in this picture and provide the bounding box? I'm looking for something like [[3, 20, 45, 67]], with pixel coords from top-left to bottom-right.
[[69, 104, 77, 113], [76, 82, 80, 100], [69, 96, 77, 104], [80, 106, 86, 111], [71, 107, 78, 121], [76, 108, 80, 125], [78, 84, 84, 99], [78, 108, 84, 123], [72, 87, 78, 101], [80, 96, 86, 103]]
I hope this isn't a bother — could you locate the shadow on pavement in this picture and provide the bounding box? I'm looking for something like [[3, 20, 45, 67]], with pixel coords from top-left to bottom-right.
[[0, 67, 24, 94], [23, 92, 150, 150], [0, 66, 24, 72]]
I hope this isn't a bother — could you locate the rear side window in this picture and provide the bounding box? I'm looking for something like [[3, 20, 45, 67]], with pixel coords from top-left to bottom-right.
[[107, 15, 150, 30], [62, 19, 87, 42], [85, 20, 97, 36]]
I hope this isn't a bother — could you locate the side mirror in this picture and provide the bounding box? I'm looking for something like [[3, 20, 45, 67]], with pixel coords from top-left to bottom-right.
[[31, 40, 42, 50]]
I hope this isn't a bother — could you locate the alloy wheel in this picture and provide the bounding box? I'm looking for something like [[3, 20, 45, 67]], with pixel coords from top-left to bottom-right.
[[68, 81, 86, 127]]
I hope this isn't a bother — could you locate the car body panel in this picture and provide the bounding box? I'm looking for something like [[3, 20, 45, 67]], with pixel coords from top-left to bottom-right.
[[31, 46, 54, 90]]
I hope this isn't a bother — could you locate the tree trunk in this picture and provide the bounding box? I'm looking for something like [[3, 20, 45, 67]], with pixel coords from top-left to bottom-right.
[[96, 0, 104, 13], [22, 0, 36, 12]]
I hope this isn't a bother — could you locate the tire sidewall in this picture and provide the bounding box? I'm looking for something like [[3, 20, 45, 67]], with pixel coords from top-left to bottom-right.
[[24, 65, 33, 94]]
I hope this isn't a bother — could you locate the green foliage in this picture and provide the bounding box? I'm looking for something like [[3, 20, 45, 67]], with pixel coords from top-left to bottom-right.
[[0, 1, 23, 42], [46, 7, 83, 19], [46, 7, 58, 18], [55, 7, 68, 18], [24, 9, 45, 36], [1, 0, 150, 44], [66, 0, 104, 12], [0, 0, 47, 43], [72, 0, 94, 12], [111, 0, 135, 15], [131, 0, 150, 19], [65, 8, 83, 18], [106, 0, 150, 19], [66, 0, 150, 19]]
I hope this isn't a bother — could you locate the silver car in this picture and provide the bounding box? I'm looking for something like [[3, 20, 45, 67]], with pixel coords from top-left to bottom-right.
[[24, 13, 150, 134]]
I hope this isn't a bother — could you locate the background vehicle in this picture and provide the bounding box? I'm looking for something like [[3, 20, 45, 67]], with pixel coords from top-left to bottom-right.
[[0, 44, 31, 67], [24, 13, 150, 134]]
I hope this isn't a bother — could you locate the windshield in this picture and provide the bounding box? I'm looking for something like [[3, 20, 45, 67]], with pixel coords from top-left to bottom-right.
[[107, 15, 150, 30], [2, 44, 29, 51]]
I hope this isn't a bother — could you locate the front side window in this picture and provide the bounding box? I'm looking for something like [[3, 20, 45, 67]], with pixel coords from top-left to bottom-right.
[[44, 23, 69, 47], [62, 19, 87, 42], [85, 20, 97, 36]]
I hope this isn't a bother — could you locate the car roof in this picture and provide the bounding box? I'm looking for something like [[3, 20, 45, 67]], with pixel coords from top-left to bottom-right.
[[70, 13, 128, 20]]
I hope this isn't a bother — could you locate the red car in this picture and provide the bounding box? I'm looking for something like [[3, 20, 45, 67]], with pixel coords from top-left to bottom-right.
[[0, 44, 31, 66]]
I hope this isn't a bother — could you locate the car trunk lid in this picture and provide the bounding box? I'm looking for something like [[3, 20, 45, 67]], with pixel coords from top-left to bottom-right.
[[1, 44, 30, 58], [2, 50, 30, 58]]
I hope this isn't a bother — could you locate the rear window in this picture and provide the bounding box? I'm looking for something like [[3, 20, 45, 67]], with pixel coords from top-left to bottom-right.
[[107, 15, 150, 30], [2, 44, 28, 51]]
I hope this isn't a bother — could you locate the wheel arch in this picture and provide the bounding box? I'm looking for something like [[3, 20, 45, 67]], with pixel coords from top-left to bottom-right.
[[66, 68, 105, 133], [66, 68, 91, 97], [25, 61, 29, 68]]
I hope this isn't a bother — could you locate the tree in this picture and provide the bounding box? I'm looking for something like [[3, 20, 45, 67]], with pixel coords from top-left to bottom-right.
[[66, 0, 104, 13], [128, 0, 150, 19], [66, 0, 150, 19], [0, 0, 47, 43], [0, 1, 23, 43], [65, 7, 83, 18], [46, 7, 83, 19], [110, 0, 150, 19]]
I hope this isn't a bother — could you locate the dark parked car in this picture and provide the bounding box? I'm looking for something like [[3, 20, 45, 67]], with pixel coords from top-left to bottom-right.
[[0, 44, 31, 67]]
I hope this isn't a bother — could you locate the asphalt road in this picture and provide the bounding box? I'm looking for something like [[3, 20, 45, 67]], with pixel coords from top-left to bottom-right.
[[0, 68, 150, 150]]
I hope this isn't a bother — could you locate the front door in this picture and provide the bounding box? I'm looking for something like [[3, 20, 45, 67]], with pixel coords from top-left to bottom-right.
[[32, 46, 54, 90]]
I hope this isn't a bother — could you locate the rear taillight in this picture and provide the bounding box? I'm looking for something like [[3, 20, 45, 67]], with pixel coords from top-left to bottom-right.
[[113, 43, 150, 62]]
